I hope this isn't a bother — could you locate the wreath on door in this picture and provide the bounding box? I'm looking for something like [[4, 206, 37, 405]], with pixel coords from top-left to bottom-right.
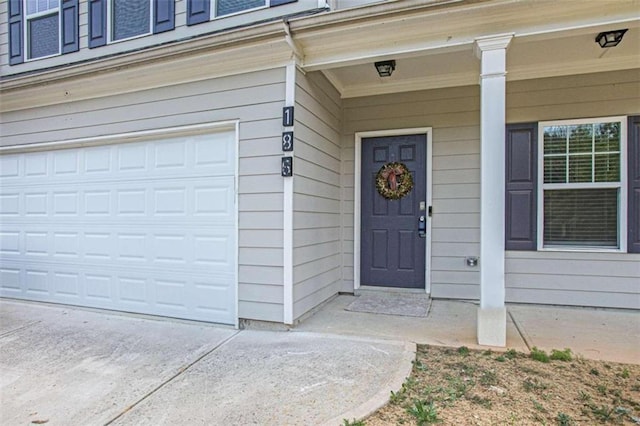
[[376, 162, 414, 200]]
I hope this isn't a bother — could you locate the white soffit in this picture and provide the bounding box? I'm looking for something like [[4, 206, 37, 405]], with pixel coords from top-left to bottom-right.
[[292, 0, 639, 97]]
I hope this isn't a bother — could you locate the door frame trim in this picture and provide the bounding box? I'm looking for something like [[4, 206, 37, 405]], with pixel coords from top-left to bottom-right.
[[354, 127, 433, 294]]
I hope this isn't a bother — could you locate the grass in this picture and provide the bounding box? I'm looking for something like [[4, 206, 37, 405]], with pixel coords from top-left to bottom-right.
[[406, 400, 439, 425], [361, 345, 640, 425], [550, 348, 573, 362], [531, 347, 550, 363]]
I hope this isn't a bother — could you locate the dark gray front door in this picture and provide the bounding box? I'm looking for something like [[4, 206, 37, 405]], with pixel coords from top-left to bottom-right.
[[361, 134, 426, 288]]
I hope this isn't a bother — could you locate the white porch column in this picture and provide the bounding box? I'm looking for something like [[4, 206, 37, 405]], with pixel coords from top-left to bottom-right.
[[474, 34, 512, 347]]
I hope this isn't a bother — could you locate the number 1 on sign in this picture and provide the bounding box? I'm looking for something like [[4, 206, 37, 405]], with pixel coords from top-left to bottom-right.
[[283, 106, 294, 127]]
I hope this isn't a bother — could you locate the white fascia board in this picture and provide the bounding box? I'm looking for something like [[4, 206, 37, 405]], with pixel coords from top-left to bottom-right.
[[1, 39, 293, 113]]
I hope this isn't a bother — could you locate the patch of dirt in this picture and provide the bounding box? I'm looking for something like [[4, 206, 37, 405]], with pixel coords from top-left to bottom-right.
[[361, 345, 640, 425]]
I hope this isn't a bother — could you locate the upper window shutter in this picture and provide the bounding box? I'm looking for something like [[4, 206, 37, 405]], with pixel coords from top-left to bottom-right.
[[8, 0, 24, 65], [505, 122, 538, 250], [270, 0, 297, 6], [88, 0, 108, 48], [628, 115, 640, 253], [61, 0, 80, 54], [187, 0, 210, 26], [154, 0, 175, 34]]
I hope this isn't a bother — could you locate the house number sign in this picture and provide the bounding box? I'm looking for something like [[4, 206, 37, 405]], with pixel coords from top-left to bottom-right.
[[282, 106, 294, 176], [281, 156, 293, 177], [282, 106, 294, 127], [282, 131, 293, 151]]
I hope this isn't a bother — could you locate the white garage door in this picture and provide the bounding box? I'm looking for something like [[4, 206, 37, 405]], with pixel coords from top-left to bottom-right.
[[0, 131, 237, 325]]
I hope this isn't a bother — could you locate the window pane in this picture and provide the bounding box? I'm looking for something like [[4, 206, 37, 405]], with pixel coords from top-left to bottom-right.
[[568, 125, 593, 153], [594, 122, 620, 152], [27, 0, 38, 14], [38, 0, 49, 12], [568, 155, 592, 183], [112, 0, 150, 41], [543, 126, 566, 155], [544, 188, 618, 247], [544, 157, 566, 184], [595, 153, 620, 182], [28, 13, 59, 59], [216, 0, 265, 16]]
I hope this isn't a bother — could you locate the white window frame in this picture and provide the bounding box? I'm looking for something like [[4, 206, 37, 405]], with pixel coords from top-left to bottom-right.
[[537, 116, 628, 252], [23, 0, 61, 62], [107, 0, 154, 44], [211, 0, 268, 20]]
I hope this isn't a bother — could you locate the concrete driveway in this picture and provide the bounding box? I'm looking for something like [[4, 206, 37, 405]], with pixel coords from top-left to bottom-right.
[[0, 300, 414, 426]]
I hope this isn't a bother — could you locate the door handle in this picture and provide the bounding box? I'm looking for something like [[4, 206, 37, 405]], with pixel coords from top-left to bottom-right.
[[418, 215, 426, 238]]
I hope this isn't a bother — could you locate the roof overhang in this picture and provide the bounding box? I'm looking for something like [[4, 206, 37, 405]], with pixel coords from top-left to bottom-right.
[[288, 0, 640, 98], [1, 0, 638, 111]]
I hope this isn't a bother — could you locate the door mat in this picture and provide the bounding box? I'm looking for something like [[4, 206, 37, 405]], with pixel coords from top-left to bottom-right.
[[345, 293, 431, 317]]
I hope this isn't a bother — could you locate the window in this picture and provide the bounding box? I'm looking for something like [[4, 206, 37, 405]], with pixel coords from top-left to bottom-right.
[[88, 0, 175, 49], [8, 0, 78, 65], [110, 0, 152, 42], [25, 0, 60, 60], [216, 0, 266, 17], [539, 117, 627, 250], [186, 0, 296, 26]]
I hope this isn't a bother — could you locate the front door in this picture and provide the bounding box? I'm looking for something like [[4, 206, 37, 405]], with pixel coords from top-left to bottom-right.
[[361, 134, 426, 288]]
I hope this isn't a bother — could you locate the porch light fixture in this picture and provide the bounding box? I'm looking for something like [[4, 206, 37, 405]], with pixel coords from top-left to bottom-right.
[[375, 60, 396, 77], [595, 29, 627, 48]]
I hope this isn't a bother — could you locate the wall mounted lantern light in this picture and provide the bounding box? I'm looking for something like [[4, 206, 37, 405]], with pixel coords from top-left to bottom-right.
[[595, 29, 628, 48], [375, 60, 396, 77]]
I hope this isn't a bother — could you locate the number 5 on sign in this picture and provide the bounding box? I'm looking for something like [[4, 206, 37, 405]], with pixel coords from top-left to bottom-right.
[[283, 106, 294, 127], [281, 156, 293, 177]]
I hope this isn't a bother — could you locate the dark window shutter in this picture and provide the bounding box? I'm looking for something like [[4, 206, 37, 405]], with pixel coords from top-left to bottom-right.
[[88, 0, 108, 48], [505, 123, 538, 250], [61, 0, 79, 54], [8, 0, 24, 65], [270, 0, 297, 6], [187, 0, 210, 26], [628, 115, 640, 253], [153, 0, 175, 34]]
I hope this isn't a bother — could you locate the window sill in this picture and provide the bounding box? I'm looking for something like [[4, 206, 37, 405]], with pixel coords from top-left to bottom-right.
[[538, 246, 626, 254], [110, 32, 152, 45], [25, 52, 61, 63], [213, 5, 268, 20]]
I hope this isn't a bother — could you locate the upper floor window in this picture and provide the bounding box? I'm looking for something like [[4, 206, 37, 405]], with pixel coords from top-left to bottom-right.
[[26, 0, 60, 59], [88, 0, 175, 49], [8, 0, 79, 65], [538, 117, 627, 250], [216, 0, 266, 17], [111, 0, 152, 42], [187, 0, 296, 26]]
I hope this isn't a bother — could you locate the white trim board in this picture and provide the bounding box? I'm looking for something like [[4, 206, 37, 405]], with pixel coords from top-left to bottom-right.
[[283, 61, 296, 325], [354, 128, 433, 294]]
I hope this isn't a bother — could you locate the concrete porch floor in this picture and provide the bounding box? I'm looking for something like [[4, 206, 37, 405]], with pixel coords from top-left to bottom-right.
[[295, 295, 640, 365]]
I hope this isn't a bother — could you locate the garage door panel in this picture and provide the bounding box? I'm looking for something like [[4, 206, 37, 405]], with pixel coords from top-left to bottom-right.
[[0, 132, 237, 324], [2, 136, 234, 184]]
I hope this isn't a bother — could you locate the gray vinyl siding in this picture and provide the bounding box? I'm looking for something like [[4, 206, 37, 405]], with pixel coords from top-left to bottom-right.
[[505, 68, 640, 309], [292, 70, 343, 320], [0, 0, 319, 76], [342, 69, 640, 308], [342, 86, 481, 299], [0, 68, 287, 322]]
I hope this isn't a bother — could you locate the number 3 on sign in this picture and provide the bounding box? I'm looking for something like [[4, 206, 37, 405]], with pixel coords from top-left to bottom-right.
[[282, 131, 293, 151], [283, 106, 294, 127]]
